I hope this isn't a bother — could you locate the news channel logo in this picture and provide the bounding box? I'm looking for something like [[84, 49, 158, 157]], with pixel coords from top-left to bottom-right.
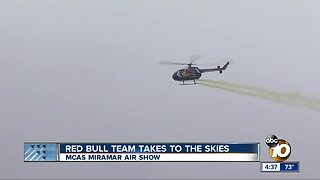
[[265, 135, 291, 162]]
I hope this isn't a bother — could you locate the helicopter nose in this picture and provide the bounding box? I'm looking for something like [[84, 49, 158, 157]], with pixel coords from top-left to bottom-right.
[[172, 73, 179, 80]]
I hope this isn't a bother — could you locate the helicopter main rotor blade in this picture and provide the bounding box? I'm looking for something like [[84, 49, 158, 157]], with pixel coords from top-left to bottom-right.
[[159, 61, 188, 65], [196, 59, 233, 67], [190, 55, 202, 63]]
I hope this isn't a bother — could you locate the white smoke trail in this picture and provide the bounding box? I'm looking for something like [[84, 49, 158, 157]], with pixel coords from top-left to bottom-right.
[[24, 147, 32, 155], [25, 148, 37, 160], [197, 79, 320, 111]]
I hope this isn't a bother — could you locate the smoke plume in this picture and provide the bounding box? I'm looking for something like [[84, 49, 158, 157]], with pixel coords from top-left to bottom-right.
[[197, 79, 320, 111]]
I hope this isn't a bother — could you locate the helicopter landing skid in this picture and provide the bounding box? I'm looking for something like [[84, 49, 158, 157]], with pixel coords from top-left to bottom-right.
[[179, 82, 197, 85]]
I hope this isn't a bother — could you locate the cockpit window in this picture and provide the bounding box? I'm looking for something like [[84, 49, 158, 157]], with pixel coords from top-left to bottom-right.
[[178, 68, 198, 77], [181, 69, 188, 77]]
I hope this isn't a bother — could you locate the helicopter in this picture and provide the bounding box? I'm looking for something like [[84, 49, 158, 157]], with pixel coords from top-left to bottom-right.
[[160, 57, 229, 85]]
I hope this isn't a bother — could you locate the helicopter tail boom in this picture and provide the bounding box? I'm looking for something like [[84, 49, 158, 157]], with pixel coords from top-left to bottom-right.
[[200, 61, 229, 73]]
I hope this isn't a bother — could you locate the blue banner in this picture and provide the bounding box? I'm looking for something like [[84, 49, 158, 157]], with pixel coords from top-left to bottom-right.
[[59, 143, 259, 153]]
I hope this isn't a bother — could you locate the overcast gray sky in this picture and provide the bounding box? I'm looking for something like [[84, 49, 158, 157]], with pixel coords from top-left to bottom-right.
[[1, 0, 320, 179]]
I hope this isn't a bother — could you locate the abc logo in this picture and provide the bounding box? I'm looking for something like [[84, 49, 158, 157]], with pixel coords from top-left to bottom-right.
[[265, 134, 278, 147], [265, 135, 291, 162]]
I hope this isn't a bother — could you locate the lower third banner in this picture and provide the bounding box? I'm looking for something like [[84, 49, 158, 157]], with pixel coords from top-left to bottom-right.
[[24, 143, 260, 162]]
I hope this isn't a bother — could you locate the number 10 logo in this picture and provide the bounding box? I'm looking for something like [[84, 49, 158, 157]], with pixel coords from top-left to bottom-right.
[[266, 135, 291, 162]]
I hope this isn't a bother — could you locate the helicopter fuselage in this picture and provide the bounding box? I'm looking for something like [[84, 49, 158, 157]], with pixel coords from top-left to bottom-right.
[[169, 61, 229, 85], [172, 67, 202, 82]]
